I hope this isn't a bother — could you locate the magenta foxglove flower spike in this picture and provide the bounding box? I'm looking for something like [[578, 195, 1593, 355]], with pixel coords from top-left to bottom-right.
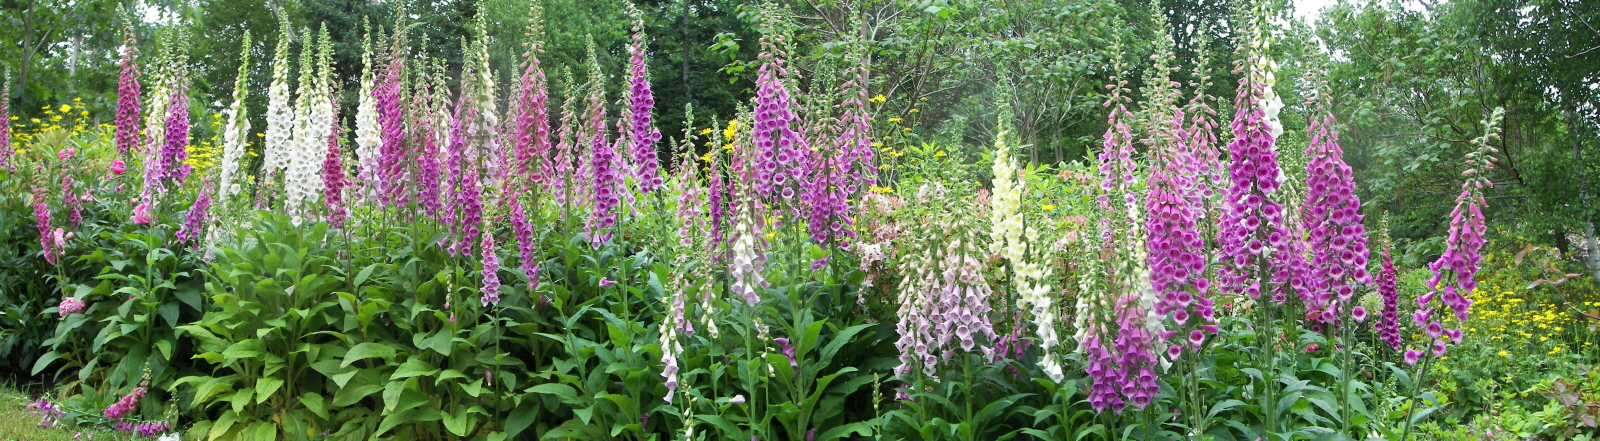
[[114, 30, 142, 158], [584, 45, 620, 248], [162, 70, 191, 185], [1414, 107, 1501, 360], [514, 6, 552, 193], [1300, 76, 1371, 323], [323, 99, 348, 227], [750, 33, 806, 200], [33, 185, 56, 265], [375, 32, 408, 209], [175, 180, 213, 247], [0, 71, 10, 171], [480, 229, 501, 307], [626, 8, 663, 195], [1214, 11, 1302, 306], [411, 76, 444, 220], [1374, 217, 1402, 350], [509, 195, 539, 283], [1141, 27, 1213, 363]]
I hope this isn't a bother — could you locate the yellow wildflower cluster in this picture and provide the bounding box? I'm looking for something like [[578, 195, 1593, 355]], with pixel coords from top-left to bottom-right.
[[8, 98, 108, 156], [1467, 279, 1593, 354], [183, 112, 224, 176]]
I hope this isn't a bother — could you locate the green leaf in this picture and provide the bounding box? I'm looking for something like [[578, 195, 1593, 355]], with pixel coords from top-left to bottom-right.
[[255, 377, 285, 404], [505, 402, 538, 438], [527, 383, 579, 403], [354, 264, 377, 287], [391, 358, 439, 381], [223, 339, 267, 361], [1208, 399, 1246, 419], [299, 392, 329, 420], [342, 342, 397, 368], [31, 351, 61, 376]]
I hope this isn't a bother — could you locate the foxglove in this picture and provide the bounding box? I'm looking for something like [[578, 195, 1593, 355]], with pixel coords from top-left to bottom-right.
[[114, 31, 142, 158], [219, 33, 253, 202], [481, 229, 501, 307], [1301, 80, 1371, 323], [626, 9, 663, 195], [1414, 107, 1501, 361]]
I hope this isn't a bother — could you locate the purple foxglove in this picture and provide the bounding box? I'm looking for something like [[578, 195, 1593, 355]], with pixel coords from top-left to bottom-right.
[[114, 31, 141, 158], [1414, 107, 1501, 359], [626, 9, 663, 195], [480, 229, 501, 307], [1300, 80, 1371, 323]]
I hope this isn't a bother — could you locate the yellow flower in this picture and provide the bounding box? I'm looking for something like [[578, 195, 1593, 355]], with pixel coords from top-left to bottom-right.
[[1043, 204, 1056, 211], [1498, 350, 1508, 357], [723, 119, 739, 141], [869, 94, 886, 104], [888, 117, 902, 124], [909, 108, 919, 113], [59, 104, 71, 113], [871, 142, 883, 148], [699, 128, 713, 135], [934, 151, 945, 158], [30, 118, 41, 124]]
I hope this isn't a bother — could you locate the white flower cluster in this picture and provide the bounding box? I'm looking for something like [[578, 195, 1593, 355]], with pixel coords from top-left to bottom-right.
[[1248, 10, 1285, 140], [263, 20, 295, 180], [284, 28, 333, 221], [729, 208, 769, 307], [354, 31, 381, 197], [987, 111, 1062, 382], [219, 34, 253, 202]]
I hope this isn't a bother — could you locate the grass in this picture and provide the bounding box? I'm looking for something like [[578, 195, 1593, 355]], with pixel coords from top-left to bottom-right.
[[0, 383, 145, 441]]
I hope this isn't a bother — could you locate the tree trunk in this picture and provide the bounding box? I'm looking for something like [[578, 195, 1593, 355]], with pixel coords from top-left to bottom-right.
[[1569, 110, 1600, 280]]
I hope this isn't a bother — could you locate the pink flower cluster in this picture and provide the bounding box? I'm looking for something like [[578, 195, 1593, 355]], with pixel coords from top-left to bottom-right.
[[585, 84, 620, 248], [26, 398, 66, 428], [514, 34, 552, 192], [446, 98, 484, 256], [1375, 248, 1402, 349], [1410, 111, 1498, 363], [58, 297, 85, 316], [1145, 109, 1216, 361], [2, 72, 12, 169], [626, 18, 663, 195], [481, 230, 501, 307], [893, 219, 996, 381], [33, 185, 58, 265], [509, 196, 539, 284], [1301, 107, 1371, 323], [323, 101, 348, 227], [175, 182, 212, 246], [130, 420, 173, 436], [410, 80, 444, 219], [750, 35, 804, 200], [161, 77, 191, 184], [1214, 69, 1299, 304], [374, 48, 407, 208], [115, 34, 142, 157], [103, 379, 148, 420]]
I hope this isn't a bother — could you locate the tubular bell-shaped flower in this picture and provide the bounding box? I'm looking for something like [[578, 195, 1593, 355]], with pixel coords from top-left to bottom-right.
[[480, 229, 501, 307], [1301, 75, 1372, 323], [1142, 26, 1214, 361], [659, 275, 694, 402], [987, 78, 1061, 381], [219, 33, 253, 202], [1215, 9, 1301, 305], [447, 90, 485, 256], [375, 21, 408, 208], [584, 43, 620, 248], [286, 27, 333, 220], [1, 71, 11, 170], [894, 185, 998, 381], [514, 4, 552, 193], [175, 181, 212, 247], [161, 68, 192, 185], [354, 22, 382, 199], [626, 6, 663, 195], [750, 31, 806, 201], [1076, 45, 1163, 413], [264, 15, 295, 186], [323, 100, 348, 227], [1374, 215, 1402, 350], [114, 27, 142, 158], [411, 72, 444, 220], [1412, 107, 1501, 362]]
